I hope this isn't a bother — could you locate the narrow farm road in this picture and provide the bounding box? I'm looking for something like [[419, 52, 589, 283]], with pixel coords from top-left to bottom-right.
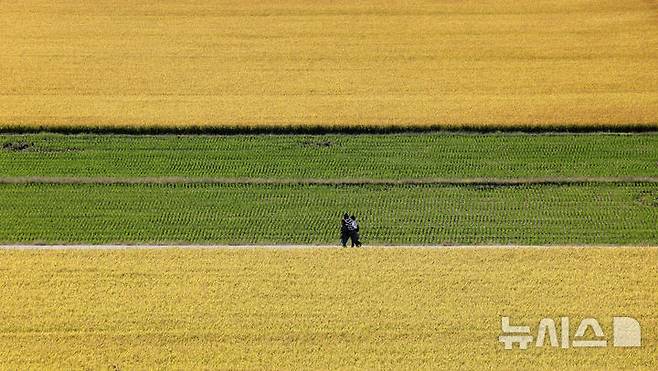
[[1, 245, 656, 250]]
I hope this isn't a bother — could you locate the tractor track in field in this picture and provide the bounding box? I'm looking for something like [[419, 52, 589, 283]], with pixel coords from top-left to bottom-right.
[[1, 245, 657, 250], [1, 176, 657, 186]]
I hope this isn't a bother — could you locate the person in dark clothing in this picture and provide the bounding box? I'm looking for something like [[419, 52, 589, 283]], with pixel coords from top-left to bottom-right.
[[349, 215, 362, 247], [340, 213, 352, 247]]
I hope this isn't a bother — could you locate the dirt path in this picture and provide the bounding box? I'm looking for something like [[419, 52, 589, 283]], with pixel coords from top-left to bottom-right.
[[1, 244, 656, 250]]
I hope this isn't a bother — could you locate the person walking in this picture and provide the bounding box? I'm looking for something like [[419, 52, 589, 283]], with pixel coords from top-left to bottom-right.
[[340, 213, 352, 247], [349, 215, 362, 247]]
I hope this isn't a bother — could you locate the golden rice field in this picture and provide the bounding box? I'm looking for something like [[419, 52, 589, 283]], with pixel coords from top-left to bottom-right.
[[0, 247, 656, 369], [1, 0, 657, 129]]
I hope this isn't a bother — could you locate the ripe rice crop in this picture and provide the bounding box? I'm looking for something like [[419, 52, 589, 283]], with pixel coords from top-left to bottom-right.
[[1, 0, 657, 131], [0, 183, 655, 245], [0, 247, 655, 369]]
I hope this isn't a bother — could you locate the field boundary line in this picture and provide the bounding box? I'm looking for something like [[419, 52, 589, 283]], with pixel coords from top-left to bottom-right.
[[1, 244, 657, 250], [1, 124, 658, 135], [0, 176, 657, 186]]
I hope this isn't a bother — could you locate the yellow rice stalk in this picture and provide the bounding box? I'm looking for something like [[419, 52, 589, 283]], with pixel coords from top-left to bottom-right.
[[0, 0, 657, 130]]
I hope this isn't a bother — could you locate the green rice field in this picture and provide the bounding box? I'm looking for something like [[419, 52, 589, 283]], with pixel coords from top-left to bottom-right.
[[1, 133, 656, 245], [0, 183, 655, 245], [1, 133, 656, 179]]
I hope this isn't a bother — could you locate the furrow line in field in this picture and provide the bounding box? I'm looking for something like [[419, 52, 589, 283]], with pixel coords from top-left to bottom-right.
[[0, 176, 657, 186]]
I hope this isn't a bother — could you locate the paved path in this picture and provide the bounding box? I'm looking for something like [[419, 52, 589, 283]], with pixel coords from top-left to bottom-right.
[[1, 244, 656, 250]]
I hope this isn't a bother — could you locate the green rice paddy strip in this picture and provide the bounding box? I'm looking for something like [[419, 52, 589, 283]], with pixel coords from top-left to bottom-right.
[[1, 183, 655, 245], [1, 133, 657, 179]]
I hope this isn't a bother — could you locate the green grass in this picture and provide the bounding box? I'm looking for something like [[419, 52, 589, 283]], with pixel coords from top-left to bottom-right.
[[0, 183, 655, 245], [1, 133, 657, 179]]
